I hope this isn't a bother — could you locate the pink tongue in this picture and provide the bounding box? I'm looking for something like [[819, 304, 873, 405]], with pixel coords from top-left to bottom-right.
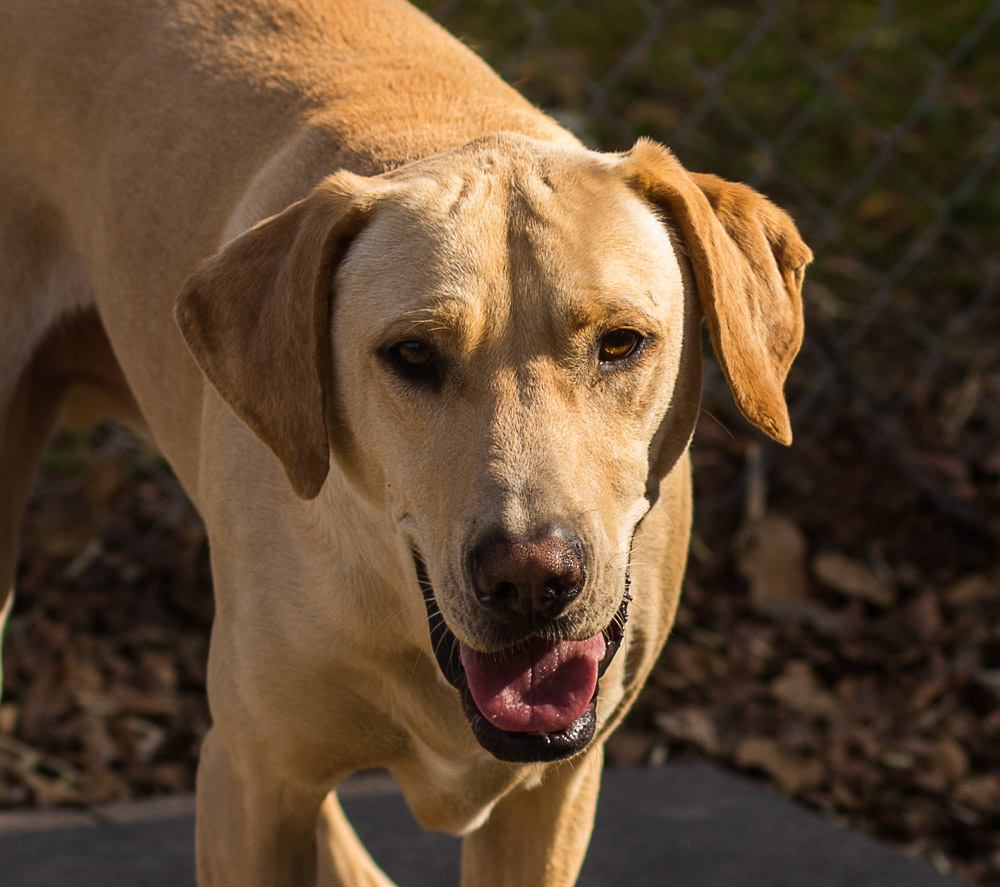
[[459, 635, 606, 733]]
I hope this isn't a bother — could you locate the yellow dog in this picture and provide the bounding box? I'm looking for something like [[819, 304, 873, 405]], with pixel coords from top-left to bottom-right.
[[0, 1, 810, 883]]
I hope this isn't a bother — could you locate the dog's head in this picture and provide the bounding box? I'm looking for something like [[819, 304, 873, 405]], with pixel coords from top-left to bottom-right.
[[176, 134, 810, 762]]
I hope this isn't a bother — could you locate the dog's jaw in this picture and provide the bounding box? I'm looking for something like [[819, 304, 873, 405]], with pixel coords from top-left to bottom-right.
[[414, 553, 630, 763]]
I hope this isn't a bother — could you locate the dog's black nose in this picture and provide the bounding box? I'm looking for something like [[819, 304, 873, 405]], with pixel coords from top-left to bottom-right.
[[470, 524, 585, 620]]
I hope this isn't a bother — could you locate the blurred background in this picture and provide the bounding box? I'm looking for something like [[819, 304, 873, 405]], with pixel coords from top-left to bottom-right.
[[3, 0, 998, 883]]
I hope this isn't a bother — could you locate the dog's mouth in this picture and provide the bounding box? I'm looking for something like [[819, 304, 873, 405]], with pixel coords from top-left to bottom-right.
[[414, 553, 630, 763]]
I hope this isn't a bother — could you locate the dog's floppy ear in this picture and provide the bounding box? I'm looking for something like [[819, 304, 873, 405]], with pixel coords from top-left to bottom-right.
[[175, 172, 372, 499], [620, 139, 811, 444]]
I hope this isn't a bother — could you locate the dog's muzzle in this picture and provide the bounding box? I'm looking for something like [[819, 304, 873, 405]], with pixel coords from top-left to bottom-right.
[[414, 554, 631, 763]]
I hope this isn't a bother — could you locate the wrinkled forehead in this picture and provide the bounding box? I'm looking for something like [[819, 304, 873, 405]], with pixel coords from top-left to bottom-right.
[[335, 143, 684, 339]]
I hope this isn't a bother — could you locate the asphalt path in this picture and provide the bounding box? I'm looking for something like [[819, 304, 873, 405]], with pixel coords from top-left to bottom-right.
[[0, 762, 968, 886]]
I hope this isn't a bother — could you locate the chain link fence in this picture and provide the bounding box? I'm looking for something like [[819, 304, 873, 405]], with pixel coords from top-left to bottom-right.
[[421, 0, 1000, 553]]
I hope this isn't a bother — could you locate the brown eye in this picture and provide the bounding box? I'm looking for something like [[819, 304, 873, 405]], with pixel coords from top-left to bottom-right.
[[598, 328, 643, 364], [391, 340, 436, 374]]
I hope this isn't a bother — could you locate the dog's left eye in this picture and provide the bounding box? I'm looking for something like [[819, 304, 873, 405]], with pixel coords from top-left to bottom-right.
[[395, 340, 433, 368], [386, 339, 438, 379], [598, 328, 644, 364]]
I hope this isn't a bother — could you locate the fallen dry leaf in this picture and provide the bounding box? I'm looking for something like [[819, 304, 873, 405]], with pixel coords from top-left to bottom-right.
[[771, 660, 837, 719], [605, 729, 656, 767], [945, 574, 995, 606], [952, 774, 1000, 812], [653, 708, 720, 756], [0, 704, 19, 734], [735, 736, 825, 795], [812, 551, 896, 607], [901, 591, 943, 641], [930, 739, 970, 784], [736, 514, 809, 613]]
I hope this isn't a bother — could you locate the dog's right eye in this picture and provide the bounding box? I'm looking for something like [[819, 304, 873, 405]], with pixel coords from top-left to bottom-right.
[[386, 339, 438, 379]]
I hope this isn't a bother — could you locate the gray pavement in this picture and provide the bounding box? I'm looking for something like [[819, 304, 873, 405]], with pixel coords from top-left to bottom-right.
[[0, 762, 968, 886]]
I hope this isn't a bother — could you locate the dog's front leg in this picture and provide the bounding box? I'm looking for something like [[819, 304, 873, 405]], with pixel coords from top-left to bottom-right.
[[196, 727, 329, 887], [460, 750, 603, 887], [316, 791, 398, 887], [196, 730, 397, 886]]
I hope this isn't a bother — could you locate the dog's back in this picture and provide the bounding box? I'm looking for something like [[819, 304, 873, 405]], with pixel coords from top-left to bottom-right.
[[0, 0, 571, 216], [0, 0, 573, 491]]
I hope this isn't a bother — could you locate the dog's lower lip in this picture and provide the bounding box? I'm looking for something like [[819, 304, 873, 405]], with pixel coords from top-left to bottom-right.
[[413, 551, 630, 761], [415, 555, 465, 688]]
